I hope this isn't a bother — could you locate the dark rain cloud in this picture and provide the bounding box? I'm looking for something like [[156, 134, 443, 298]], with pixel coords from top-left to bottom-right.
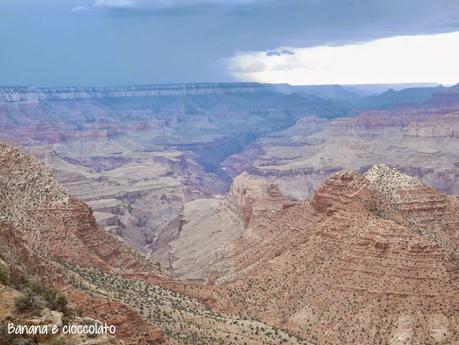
[[1, 0, 459, 86], [266, 49, 295, 57]]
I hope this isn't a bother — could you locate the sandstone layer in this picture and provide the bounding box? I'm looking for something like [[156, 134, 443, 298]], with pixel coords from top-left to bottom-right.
[[164, 173, 293, 281], [208, 166, 459, 345]]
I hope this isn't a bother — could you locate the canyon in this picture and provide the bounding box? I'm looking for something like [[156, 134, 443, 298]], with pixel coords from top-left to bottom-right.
[[225, 85, 459, 200], [0, 82, 458, 344], [0, 83, 349, 262], [0, 143, 311, 345], [1, 83, 458, 267], [0, 143, 457, 345]]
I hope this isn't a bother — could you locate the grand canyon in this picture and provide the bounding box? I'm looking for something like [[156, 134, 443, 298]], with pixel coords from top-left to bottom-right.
[[0, 82, 458, 345]]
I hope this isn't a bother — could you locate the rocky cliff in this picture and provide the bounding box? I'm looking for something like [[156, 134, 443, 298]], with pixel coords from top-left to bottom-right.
[[225, 106, 459, 199], [210, 166, 459, 345], [0, 143, 168, 344], [0, 83, 272, 102], [163, 173, 293, 281], [0, 82, 348, 262], [228, 172, 291, 225], [0, 142, 311, 345]]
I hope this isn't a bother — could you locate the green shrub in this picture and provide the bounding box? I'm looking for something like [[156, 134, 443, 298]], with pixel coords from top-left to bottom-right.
[[15, 289, 44, 313], [0, 325, 37, 345], [11, 279, 73, 318], [28, 282, 72, 317], [10, 272, 30, 290], [0, 262, 10, 285]]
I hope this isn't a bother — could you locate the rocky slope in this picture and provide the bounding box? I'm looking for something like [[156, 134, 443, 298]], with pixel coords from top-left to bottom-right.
[[0, 142, 312, 345], [206, 165, 459, 345], [164, 173, 293, 281], [0, 143, 167, 344], [156, 163, 459, 344]]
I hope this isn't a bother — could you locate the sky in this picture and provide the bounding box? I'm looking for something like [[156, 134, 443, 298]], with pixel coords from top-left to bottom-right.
[[1, 0, 459, 86]]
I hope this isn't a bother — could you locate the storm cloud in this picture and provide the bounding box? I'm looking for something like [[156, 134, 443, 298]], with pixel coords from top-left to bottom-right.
[[266, 49, 295, 57], [1, 0, 459, 86]]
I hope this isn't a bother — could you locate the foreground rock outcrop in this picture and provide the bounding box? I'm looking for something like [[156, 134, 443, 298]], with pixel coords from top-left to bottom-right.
[[0, 143, 168, 344], [210, 166, 459, 345]]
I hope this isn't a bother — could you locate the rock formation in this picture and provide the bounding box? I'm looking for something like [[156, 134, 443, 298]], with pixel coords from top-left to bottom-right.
[[0, 82, 346, 263], [163, 173, 293, 281], [2, 82, 459, 269], [0, 142, 311, 345], [225, 107, 459, 199], [209, 166, 459, 345], [1, 81, 459, 344]]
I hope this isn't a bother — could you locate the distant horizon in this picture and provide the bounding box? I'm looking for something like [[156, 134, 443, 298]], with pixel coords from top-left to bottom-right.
[[0, 81, 449, 89]]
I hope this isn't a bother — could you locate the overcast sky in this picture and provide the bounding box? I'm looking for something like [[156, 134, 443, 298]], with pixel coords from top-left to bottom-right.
[[1, 0, 459, 86]]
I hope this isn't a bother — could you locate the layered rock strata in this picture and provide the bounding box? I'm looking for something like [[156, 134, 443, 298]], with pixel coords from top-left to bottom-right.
[[210, 166, 459, 345]]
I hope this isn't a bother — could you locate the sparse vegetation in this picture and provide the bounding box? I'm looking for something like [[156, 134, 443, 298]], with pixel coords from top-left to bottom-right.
[[14, 281, 72, 317], [15, 289, 44, 313], [0, 262, 10, 285], [29, 282, 72, 316], [61, 261, 311, 345]]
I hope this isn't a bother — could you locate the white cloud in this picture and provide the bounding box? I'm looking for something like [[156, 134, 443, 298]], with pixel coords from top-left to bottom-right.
[[227, 31, 459, 85], [94, 0, 136, 8]]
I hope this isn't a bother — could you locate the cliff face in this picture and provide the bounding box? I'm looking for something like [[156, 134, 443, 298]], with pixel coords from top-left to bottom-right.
[[0, 83, 337, 131], [162, 173, 293, 282], [0, 143, 162, 273], [0, 142, 311, 345], [225, 106, 459, 199], [211, 166, 459, 345], [403, 112, 459, 138], [228, 172, 291, 225], [0, 83, 345, 261], [0, 83, 273, 102], [0, 143, 168, 344]]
